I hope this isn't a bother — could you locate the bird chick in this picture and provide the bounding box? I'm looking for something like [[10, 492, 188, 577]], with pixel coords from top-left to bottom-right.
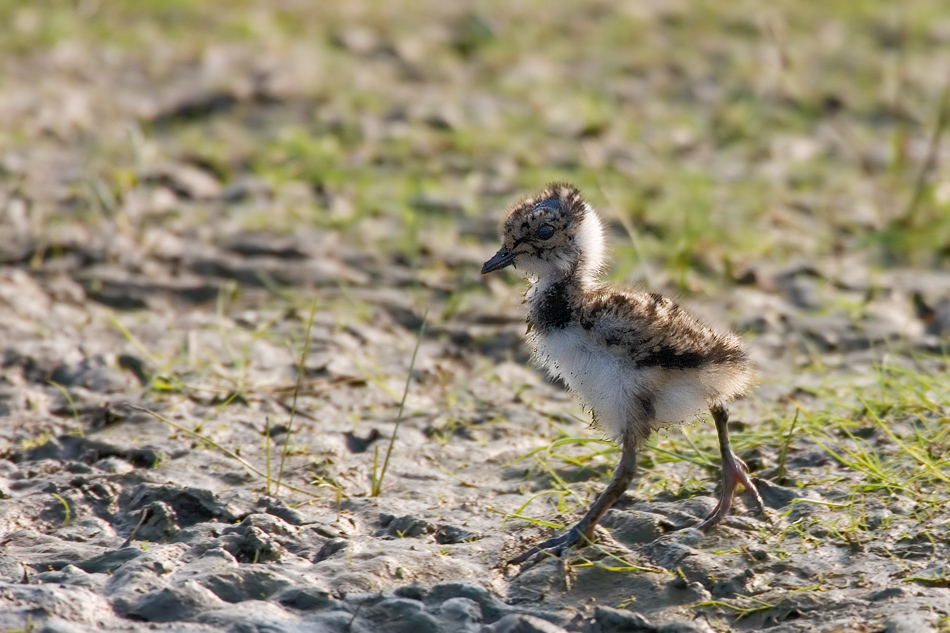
[[482, 183, 763, 564]]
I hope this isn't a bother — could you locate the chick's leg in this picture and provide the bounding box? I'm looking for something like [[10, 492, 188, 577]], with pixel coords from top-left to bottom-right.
[[510, 438, 637, 565], [695, 403, 764, 532]]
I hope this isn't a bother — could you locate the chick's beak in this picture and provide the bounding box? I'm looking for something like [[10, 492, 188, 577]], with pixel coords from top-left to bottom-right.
[[481, 246, 516, 274]]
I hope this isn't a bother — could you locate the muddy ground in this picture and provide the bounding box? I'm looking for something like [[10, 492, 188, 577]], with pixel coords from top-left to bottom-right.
[[2, 2, 950, 632]]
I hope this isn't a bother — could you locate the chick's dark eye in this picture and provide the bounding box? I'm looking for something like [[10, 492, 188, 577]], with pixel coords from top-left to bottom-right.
[[536, 224, 555, 240]]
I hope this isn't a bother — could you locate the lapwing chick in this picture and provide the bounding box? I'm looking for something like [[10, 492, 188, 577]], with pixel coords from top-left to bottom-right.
[[482, 183, 763, 564]]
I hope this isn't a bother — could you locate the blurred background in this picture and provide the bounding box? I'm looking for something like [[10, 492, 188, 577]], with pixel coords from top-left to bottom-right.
[[3, 0, 950, 302]]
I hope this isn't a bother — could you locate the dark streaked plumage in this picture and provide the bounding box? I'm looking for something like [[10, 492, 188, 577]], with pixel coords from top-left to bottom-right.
[[482, 183, 763, 564]]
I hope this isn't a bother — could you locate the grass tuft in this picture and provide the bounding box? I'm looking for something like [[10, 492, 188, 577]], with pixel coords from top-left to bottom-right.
[[275, 295, 320, 495], [371, 309, 428, 497]]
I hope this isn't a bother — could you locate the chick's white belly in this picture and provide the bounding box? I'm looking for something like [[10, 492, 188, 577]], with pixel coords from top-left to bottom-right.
[[534, 326, 714, 442], [533, 326, 638, 441]]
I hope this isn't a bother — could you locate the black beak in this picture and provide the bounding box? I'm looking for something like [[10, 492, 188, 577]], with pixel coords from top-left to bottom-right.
[[481, 246, 516, 274]]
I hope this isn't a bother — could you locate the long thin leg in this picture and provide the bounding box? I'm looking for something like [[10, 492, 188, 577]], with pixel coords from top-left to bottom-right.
[[509, 437, 638, 565], [695, 403, 764, 532]]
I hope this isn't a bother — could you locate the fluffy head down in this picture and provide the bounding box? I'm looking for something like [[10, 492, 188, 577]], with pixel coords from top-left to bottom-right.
[[481, 183, 605, 282]]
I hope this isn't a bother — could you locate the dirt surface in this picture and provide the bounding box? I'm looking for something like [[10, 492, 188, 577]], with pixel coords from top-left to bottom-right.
[[2, 2, 950, 632]]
